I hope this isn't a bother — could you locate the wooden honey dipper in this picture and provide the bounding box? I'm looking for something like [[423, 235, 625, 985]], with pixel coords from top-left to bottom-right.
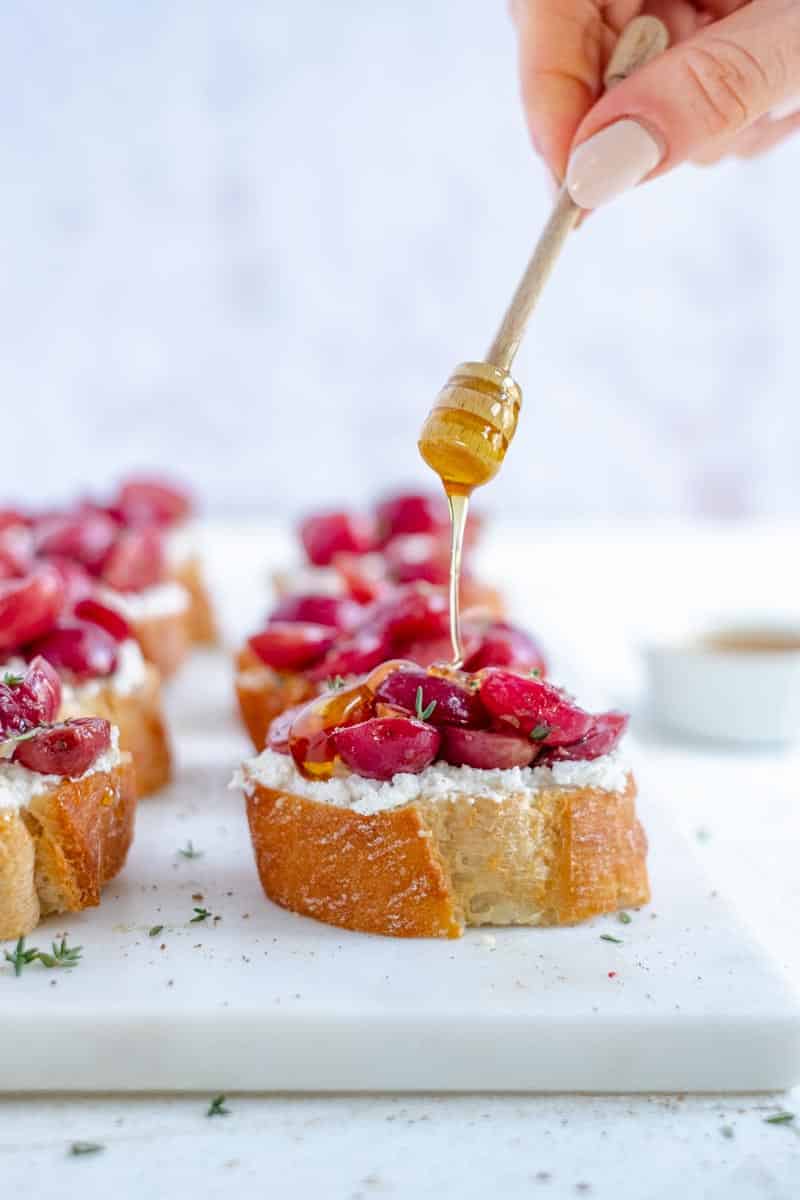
[[417, 16, 669, 664]]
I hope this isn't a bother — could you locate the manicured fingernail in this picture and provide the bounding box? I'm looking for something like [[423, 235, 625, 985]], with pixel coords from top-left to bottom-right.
[[566, 119, 663, 209], [769, 95, 800, 121]]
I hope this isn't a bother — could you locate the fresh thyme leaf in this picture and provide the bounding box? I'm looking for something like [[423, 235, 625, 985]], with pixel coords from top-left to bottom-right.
[[207, 1094, 230, 1118], [528, 668, 542, 678], [618, 912, 632, 925], [325, 675, 346, 692], [37, 936, 82, 969], [3, 937, 41, 977], [600, 934, 623, 944], [695, 828, 712, 844], [178, 840, 203, 859], [149, 925, 164, 938], [69, 1142, 104, 1157], [720, 1125, 734, 1139], [529, 723, 550, 741], [191, 907, 212, 923], [414, 686, 437, 722], [3, 672, 24, 688], [764, 1112, 795, 1125]]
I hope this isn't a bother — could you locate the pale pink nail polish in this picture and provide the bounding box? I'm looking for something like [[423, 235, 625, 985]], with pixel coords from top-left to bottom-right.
[[565, 119, 663, 210]]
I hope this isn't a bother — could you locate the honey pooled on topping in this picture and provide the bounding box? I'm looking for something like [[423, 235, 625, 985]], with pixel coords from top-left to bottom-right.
[[288, 661, 415, 779]]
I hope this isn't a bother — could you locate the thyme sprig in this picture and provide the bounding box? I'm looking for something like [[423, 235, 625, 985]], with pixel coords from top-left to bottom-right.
[[415, 687, 437, 722], [37, 937, 83, 969], [4, 937, 41, 977], [178, 841, 203, 859]]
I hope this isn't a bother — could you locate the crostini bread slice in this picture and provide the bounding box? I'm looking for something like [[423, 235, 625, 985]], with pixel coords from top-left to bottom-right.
[[133, 608, 191, 680], [60, 666, 172, 797], [0, 756, 136, 941], [240, 763, 649, 939], [171, 555, 218, 645], [235, 645, 317, 751]]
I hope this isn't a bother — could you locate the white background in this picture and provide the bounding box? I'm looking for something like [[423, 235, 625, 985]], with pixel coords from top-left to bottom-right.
[[1, 1, 799, 521]]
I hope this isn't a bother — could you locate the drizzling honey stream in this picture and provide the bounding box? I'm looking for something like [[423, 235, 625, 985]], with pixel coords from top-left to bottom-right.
[[417, 15, 669, 669]]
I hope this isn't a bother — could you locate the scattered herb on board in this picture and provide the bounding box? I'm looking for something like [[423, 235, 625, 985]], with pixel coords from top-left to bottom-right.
[[325, 675, 346, 692], [207, 1094, 230, 1118], [720, 1125, 735, 1139], [618, 912, 632, 925], [600, 934, 623, 944], [414, 687, 437, 722], [3, 937, 40, 977], [529, 723, 550, 741], [37, 937, 82, 969], [179, 841, 203, 859], [69, 1142, 104, 1157], [191, 907, 212, 923], [3, 672, 23, 687], [764, 1112, 795, 1126], [695, 828, 712, 844], [149, 925, 164, 938]]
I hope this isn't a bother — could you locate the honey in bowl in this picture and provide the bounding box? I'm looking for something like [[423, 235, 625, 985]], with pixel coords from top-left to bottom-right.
[[701, 629, 800, 654]]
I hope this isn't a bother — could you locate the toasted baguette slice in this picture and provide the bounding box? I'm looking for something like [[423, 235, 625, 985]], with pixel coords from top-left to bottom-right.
[[60, 666, 172, 797], [171, 555, 218, 645], [133, 608, 191, 680], [0, 757, 136, 941], [241, 762, 649, 939], [235, 645, 317, 751]]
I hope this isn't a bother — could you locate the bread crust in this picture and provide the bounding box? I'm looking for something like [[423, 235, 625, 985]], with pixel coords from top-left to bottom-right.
[[244, 774, 649, 938], [60, 666, 172, 797], [235, 646, 317, 751], [0, 758, 137, 940], [171, 555, 218, 645], [133, 609, 191, 679]]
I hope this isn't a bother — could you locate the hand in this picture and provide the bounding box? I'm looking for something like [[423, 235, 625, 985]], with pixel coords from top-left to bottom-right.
[[511, 0, 800, 208]]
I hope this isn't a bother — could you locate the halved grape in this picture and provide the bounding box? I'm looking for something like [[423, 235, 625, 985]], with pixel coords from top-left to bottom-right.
[[248, 622, 336, 671], [289, 682, 374, 778], [479, 669, 593, 745], [300, 511, 376, 566], [0, 529, 33, 580], [308, 628, 392, 681], [401, 626, 482, 669], [115, 477, 193, 528], [74, 598, 133, 644], [368, 584, 450, 642], [374, 666, 485, 728], [266, 704, 307, 755], [14, 655, 62, 727], [100, 528, 165, 592], [269, 593, 360, 631], [539, 712, 629, 763], [335, 717, 440, 780], [0, 565, 65, 653], [35, 511, 117, 574], [438, 726, 537, 769], [27, 622, 119, 682], [384, 534, 450, 586], [331, 552, 388, 605], [374, 492, 449, 544], [464, 621, 547, 675], [13, 717, 111, 777], [44, 556, 96, 608]]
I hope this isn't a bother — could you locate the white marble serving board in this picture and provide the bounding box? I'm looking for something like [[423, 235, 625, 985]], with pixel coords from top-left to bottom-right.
[[2, 648, 799, 1094]]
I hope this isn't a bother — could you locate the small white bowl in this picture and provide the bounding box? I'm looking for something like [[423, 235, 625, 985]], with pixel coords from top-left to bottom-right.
[[642, 625, 800, 745]]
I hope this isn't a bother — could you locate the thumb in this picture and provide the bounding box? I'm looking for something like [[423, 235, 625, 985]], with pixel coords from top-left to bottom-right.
[[564, 0, 800, 209]]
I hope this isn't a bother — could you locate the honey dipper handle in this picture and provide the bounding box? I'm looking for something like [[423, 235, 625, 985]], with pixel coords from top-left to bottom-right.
[[485, 15, 668, 373]]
